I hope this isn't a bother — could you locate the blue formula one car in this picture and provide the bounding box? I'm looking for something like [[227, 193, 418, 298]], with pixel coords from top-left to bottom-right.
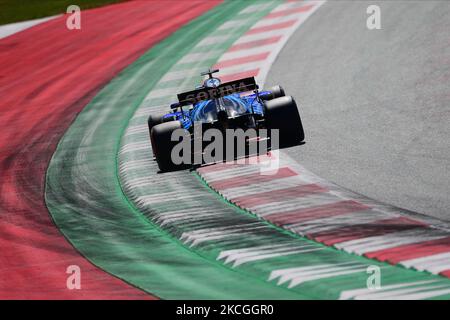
[[148, 69, 304, 171]]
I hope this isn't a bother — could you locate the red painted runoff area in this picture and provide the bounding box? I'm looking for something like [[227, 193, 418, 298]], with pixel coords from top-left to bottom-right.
[[0, 0, 219, 299]]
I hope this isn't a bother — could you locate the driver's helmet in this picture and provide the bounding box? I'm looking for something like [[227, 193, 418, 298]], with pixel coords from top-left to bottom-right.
[[203, 77, 221, 88]]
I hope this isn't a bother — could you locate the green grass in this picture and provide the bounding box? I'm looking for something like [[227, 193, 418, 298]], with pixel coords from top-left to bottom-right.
[[0, 0, 128, 25]]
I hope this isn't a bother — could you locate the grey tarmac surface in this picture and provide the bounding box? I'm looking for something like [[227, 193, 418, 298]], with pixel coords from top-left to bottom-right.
[[266, 0, 450, 221]]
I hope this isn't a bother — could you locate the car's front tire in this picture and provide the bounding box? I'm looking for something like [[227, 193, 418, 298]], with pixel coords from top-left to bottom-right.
[[264, 96, 304, 148], [262, 85, 286, 100], [268, 85, 285, 99]]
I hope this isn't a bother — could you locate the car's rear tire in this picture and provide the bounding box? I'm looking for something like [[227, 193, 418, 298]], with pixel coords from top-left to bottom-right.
[[148, 113, 176, 158], [264, 96, 304, 148], [148, 113, 167, 133], [151, 121, 187, 172]]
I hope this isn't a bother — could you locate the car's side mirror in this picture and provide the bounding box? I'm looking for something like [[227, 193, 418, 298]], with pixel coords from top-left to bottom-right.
[[170, 102, 180, 112]]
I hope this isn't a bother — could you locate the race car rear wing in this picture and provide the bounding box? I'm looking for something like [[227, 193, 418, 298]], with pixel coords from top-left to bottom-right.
[[177, 77, 258, 106]]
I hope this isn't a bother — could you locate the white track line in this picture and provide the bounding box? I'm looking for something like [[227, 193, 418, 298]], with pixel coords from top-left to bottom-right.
[[0, 15, 59, 40]]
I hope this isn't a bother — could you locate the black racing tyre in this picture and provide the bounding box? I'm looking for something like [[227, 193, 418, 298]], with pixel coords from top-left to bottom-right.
[[148, 114, 165, 158], [264, 96, 304, 148], [261, 85, 286, 100], [151, 121, 187, 172], [147, 113, 165, 133], [148, 113, 175, 158], [269, 85, 285, 99]]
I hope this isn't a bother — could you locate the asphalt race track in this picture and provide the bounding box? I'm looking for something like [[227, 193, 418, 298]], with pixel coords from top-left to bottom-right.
[[266, 0, 450, 221]]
